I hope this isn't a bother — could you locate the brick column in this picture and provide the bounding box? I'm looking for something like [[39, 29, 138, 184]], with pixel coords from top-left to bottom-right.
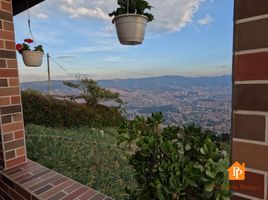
[[0, 0, 27, 170], [232, 0, 268, 199]]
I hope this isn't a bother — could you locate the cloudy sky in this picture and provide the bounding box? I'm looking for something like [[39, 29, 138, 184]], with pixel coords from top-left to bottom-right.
[[13, 0, 233, 82]]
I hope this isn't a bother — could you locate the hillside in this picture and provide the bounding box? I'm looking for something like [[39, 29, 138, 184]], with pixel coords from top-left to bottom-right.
[[21, 75, 232, 133]]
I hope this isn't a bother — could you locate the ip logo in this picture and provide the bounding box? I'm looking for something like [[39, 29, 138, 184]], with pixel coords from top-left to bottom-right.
[[228, 162, 245, 181]]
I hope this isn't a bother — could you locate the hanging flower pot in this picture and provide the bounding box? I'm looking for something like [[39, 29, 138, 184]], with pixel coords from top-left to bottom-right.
[[109, 0, 154, 45], [16, 39, 44, 67], [113, 14, 148, 45], [22, 50, 44, 67]]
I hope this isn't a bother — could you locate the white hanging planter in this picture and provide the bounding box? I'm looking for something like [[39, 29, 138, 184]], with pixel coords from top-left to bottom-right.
[[112, 14, 149, 45], [22, 50, 44, 67]]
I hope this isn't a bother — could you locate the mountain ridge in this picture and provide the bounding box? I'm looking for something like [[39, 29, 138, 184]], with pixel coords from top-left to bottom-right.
[[21, 75, 231, 92]]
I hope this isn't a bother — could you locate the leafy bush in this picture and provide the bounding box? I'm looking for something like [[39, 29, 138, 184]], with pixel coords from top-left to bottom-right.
[[109, 0, 155, 22], [119, 113, 231, 200], [26, 125, 136, 199], [21, 90, 125, 128]]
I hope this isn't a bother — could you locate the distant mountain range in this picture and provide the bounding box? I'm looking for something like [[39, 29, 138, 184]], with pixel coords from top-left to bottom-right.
[[21, 75, 232, 92]]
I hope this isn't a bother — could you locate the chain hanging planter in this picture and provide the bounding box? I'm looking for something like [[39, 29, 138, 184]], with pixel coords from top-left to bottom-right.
[[16, 39, 44, 67], [109, 0, 154, 45], [16, 0, 44, 67]]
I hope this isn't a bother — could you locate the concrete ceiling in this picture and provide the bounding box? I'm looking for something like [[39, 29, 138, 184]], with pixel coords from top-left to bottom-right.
[[12, 0, 45, 16]]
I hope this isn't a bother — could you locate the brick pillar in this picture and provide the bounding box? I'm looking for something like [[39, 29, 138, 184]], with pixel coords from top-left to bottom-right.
[[232, 0, 268, 199], [0, 0, 27, 170]]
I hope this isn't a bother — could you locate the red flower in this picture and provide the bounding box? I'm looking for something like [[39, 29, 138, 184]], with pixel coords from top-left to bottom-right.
[[16, 44, 23, 51], [24, 38, 33, 43]]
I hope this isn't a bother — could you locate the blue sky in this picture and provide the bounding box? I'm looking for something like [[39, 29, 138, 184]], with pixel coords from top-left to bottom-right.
[[13, 0, 233, 82]]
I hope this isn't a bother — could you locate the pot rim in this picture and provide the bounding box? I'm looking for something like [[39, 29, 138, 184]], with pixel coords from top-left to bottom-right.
[[112, 14, 149, 23], [22, 50, 44, 54]]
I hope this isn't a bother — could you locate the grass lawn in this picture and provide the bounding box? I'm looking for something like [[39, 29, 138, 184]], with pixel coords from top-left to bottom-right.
[[25, 124, 136, 200]]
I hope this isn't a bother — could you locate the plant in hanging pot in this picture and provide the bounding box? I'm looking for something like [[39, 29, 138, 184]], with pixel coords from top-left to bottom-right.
[[16, 39, 44, 67], [109, 0, 154, 45]]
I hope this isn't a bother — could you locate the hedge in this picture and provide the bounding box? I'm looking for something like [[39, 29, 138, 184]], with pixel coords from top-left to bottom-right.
[[21, 90, 125, 128]]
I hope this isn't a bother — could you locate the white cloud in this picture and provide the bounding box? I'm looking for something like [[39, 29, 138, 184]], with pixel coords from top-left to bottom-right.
[[36, 13, 49, 19], [28, 4, 50, 19], [103, 56, 123, 62], [68, 40, 128, 53], [35, 0, 204, 33], [197, 14, 214, 25], [60, 5, 110, 20], [56, 55, 80, 59], [150, 0, 204, 32]]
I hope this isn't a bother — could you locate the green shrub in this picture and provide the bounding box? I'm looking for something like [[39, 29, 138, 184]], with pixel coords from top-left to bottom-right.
[[21, 89, 125, 128], [118, 113, 231, 200]]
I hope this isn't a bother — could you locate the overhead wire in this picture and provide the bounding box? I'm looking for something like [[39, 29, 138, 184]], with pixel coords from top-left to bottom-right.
[[48, 55, 231, 87], [49, 56, 77, 79], [32, 68, 48, 82], [57, 59, 154, 77]]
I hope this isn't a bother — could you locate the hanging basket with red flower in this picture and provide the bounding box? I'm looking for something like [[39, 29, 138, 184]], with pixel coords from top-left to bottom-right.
[[16, 39, 44, 67]]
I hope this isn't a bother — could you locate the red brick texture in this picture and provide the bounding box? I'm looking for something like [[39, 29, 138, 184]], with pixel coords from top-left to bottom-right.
[[235, 52, 268, 81], [235, 18, 268, 52], [233, 114, 266, 141], [0, 161, 111, 200], [231, 171, 265, 199], [235, 0, 268, 20], [232, 141, 268, 172], [0, 0, 26, 170], [232, 0, 268, 199]]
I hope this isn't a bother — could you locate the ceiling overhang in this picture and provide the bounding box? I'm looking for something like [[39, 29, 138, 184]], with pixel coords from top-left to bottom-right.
[[12, 0, 45, 16]]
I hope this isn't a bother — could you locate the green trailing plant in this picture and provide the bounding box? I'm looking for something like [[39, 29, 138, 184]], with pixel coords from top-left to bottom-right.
[[109, 0, 154, 22], [119, 113, 231, 200]]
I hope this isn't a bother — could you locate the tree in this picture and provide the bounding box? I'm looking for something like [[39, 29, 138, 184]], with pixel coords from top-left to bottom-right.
[[63, 77, 123, 107]]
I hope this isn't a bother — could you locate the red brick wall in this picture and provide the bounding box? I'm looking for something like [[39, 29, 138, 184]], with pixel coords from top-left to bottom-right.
[[0, 172, 39, 200], [0, 0, 27, 170], [232, 0, 268, 199]]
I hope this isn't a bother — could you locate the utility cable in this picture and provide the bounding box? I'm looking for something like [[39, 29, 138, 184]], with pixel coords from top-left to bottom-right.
[[49, 56, 77, 79], [32, 68, 48, 82], [57, 59, 154, 77]]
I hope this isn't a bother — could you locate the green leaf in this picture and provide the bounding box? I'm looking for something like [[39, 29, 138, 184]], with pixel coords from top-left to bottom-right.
[[156, 190, 165, 200], [205, 182, 215, 192], [204, 144, 209, 153], [185, 143, 191, 151], [169, 176, 178, 189], [206, 170, 215, 179], [221, 195, 231, 200], [187, 178, 198, 187], [216, 193, 221, 200], [200, 147, 206, 155]]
